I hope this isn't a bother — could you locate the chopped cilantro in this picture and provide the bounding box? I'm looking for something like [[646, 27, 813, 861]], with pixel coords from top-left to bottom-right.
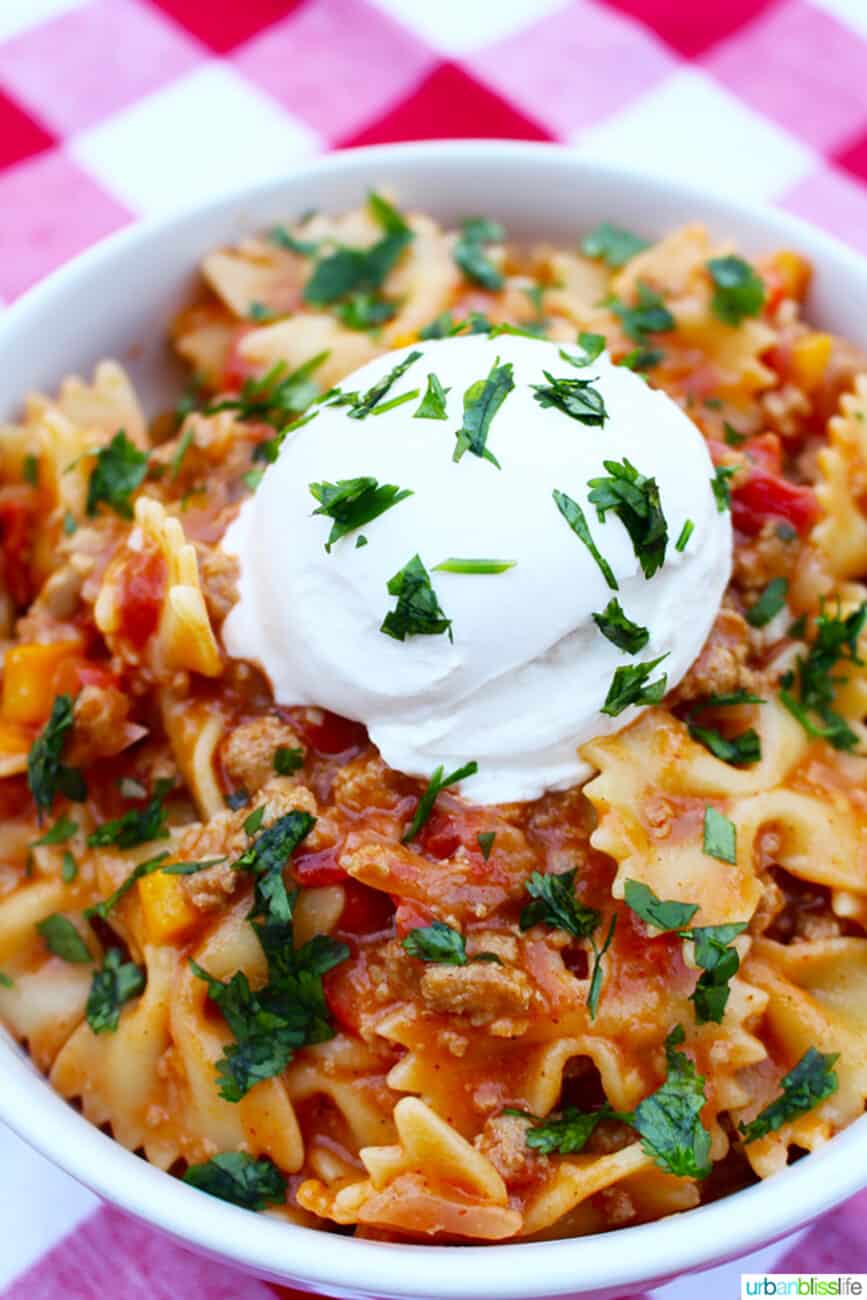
[[86, 948, 145, 1034], [274, 746, 304, 776], [27, 694, 86, 822], [524, 1106, 609, 1155], [304, 192, 412, 306], [453, 217, 505, 291], [739, 1048, 839, 1144], [243, 468, 264, 492], [707, 256, 765, 326], [32, 814, 78, 847], [617, 346, 664, 373], [780, 600, 867, 751], [233, 809, 316, 926], [346, 350, 422, 420], [269, 225, 318, 257], [689, 923, 748, 1024], [688, 722, 761, 766], [711, 464, 736, 513], [592, 597, 649, 654], [247, 301, 274, 322], [582, 222, 649, 268], [414, 373, 450, 420], [588, 913, 617, 1020], [552, 490, 618, 591], [183, 1152, 287, 1211], [402, 761, 478, 844], [87, 778, 172, 849], [62, 510, 77, 535], [207, 353, 328, 428], [86, 430, 148, 519], [433, 557, 516, 575], [402, 921, 467, 965], [453, 358, 514, 468], [61, 851, 77, 883], [336, 293, 396, 332], [588, 457, 668, 579], [520, 868, 600, 941], [601, 655, 669, 717], [22, 453, 39, 486], [723, 421, 747, 447], [37, 914, 92, 964], [624, 880, 698, 933], [225, 789, 250, 811], [243, 805, 266, 836], [561, 334, 607, 368], [532, 370, 608, 427], [746, 577, 788, 628], [381, 554, 453, 643], [675, 519, 694, 552], [703, 806, 736, 864], [631, 1025, 712, 1178], [85, 851, 170, 921], [0, 973, 12, 988], [420, 311, 460, 340], [160, 857, 227, 877], [309, 476, 412, 552], [477, 831, 496, 860], [169, 427, 194, 481], [370, 388, 419, 415], [611, 283, 674, 343]]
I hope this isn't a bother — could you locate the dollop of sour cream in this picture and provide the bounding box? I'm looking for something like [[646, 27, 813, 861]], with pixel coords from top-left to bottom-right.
[[222, 334, 732, 803]]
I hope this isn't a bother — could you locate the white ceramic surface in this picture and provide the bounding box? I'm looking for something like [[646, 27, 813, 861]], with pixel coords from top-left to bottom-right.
[[0, 141, 866, 1300]]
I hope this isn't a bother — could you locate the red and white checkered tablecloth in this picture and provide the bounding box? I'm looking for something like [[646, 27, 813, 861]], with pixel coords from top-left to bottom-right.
[[1, 0, 867, 1294]]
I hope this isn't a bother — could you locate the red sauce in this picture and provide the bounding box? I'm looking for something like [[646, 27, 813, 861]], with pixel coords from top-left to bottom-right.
[[117, 547, 166, 648]]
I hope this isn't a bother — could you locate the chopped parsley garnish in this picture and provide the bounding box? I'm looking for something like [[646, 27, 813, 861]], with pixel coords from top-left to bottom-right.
[[581, 222, 649, 268], [371, 388, 419, 415], [552, 490, 618, 590], [779, 600, 867, 752], [274, 746, 304, 775], [531, 371, 608, 427], [617, 346, 664, 373], [689, 923, 748, 1024], [433, 557, 516, 575], [85, 851, 170, 920], [183, 1152, 287, 1211], [37, 914, 92, 964], [27, 694, 86, 822], [402, 921, 467, 965], [588, 913, 617, 1020], [309, 476, 412, 551], [631, 1025, 712, 1178], [208, 353, 328, 428], [160, 857, 227, 876], [169, 426, 194, 481], [703, 806, 737, 864], [23, 453, 39, 486], [453, 358, 514, 468], [303, 191, 413, 307], [601, 655, 669, 717], [711, 464, 736, 513], [723, 421, 747, 447], [0, 973, 12, 988], [477, 831, 496, 860], [522, 1106, 609, 1155], [739, 1048, 839, 1144], [746, 577, 789, 628], [588, 457, 668, 579], [61, 851, 77, 883], [688, 722, 761, 766], [592, 597, 649, 654], [402, 761, 478, 844], [707, 256, 765, 326], [563, 333, 607, 367], [269, 225, 318, 257], [337, 293, 397, 332], [453, 217, 505, 291], [346, 350, 422, 420], [381, 554, 453, 643], [420, 311, 461, 340], [87, 778, 172, 850], [85, 949, 145, 1034], [233, 809, 316, 926], [85, 430, 148, 519], [243, 805, 266, 835], [520, 869, 600, 941], [624, 880, 698, 933], [611, 283, 675, 343], [414, 373, 450, 420], [32, 814, 78, 846], [675, 519, 694, 552]]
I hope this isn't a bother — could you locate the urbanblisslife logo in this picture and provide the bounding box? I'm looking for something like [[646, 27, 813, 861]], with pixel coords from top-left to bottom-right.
[[742, 1278, 867, 1297]]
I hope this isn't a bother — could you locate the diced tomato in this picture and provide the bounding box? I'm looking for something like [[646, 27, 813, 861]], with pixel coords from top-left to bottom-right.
[[394, 899, 434, 940], [0, 486, 37, 606], [293, 845, 347, 887], [732, 469, 818, 537], [418, 808, 463, 860], [221, 325, 257, 392], [298, 709, 368, 758], [117, 546, 166, 647], [323, 960, 366, 1035], [338, 880, 395, 936]]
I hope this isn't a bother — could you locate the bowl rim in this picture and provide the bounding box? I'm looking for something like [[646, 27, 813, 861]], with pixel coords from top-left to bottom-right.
[[2, 138, 867, 1298]]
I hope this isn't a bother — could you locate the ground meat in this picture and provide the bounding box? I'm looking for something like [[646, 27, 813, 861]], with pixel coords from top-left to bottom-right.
[[197, 545, 239, 625], [475, 1114, 537, 1185], [67, 683, 146, 764], [221, 714, 306, 793], [670, 608, 756, 705], [760, 383, 810, 439], [732, 519, 799, 600], [419, 962, 532, 1025]]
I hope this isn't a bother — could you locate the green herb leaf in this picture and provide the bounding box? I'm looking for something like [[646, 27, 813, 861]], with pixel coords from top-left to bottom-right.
[[233, 809, 316, 927], [433, 557, 516, 575], [225, 789, 250, 811], [207, 353, 329, 428], [477, 831, 496, 860], [582, 222, 649, 268], [617, 346, 664, 373], [624, 879, 698, 933], [520, 868, 600, 941], [346, 350, 422, 420], [274, 746, 304, 776], [453, 358, 514, 468], [532, 370, 608, 427], [525, 1106, 609, 1155], [711, 464, 736, 513], [370, 388, 419, 415], [707, 256, 765, 326], [0, 972, 13, 988], [588, 457, 669, 579], [688, 722, 761, 766], [588, 913, 617, 1020], [739, 1047, 839, 1144], [160, 857, 227, 876], [32, 814, 78, 846], [381, 554, 453, 643], [561, 334, 607, 367], [779, 600, 866, 752], [420, 311, 460, 340], [453, 217, 505, 290], [37, 914, 91, 963], [553, 489, 618, 590], [243, 805, 266, 836], [183, 1152, 287, 1210], [309, 476, 412, 552], [675, 519, 694, 552], [169, 426, 194, 481], [61, 850, 77, 883], [592, 597, 649, 654], [414, 373, 450, 420], [62, 510, 77, 535], [304, 194, 413, 306], [703, 806, 737, 864], [23, 453, 39, 486], [723, 421, 747, 447], [269, 225, 318, 257], [402, 761, 478, 844], [336, 292, 396, 331], [86, 431, 148, 519], [611, 283, 675, 343], [632, 1025, 712, 1178], [27, 694, 86, 822], [402, 921, 467, 965], [746, 577, 789, 628], [86, 948, 145, 1034], [689, 923, 747, 1024], [87, 778, 172, 850], [602, 655, 669, 717], [85, 851, 170, 920]]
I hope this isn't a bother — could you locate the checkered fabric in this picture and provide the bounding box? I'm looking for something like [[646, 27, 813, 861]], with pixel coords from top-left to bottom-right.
[[1, 0, 866, 1294]]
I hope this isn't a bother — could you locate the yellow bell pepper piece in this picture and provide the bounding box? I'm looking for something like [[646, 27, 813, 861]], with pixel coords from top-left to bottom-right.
[[772, 250, 811, 301], [791, 332, 832, 393], [138, 868, 199, 943], [2, 642, 80, 725]]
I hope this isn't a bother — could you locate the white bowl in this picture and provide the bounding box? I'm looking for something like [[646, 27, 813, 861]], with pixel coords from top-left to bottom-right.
[[1, 141, 866, 1300]]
